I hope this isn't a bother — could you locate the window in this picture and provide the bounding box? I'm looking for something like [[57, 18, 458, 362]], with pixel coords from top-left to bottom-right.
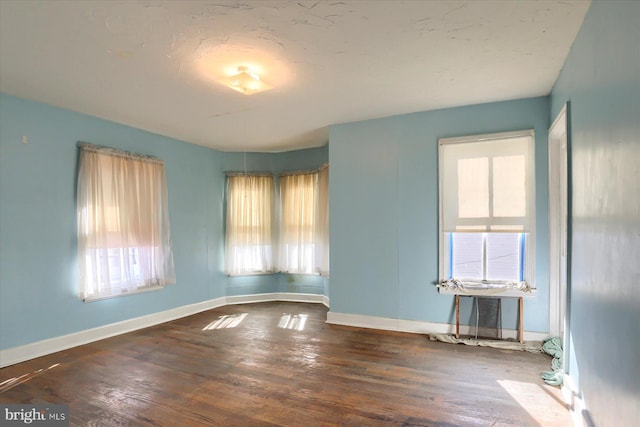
[[449, 232, 524, 281], [224, 165, 329, 277], [439, 130, 535, 284], [225, 174, 276, 275], [315, 165, 330, 276], [279, 173, 318, 274], [278, 167, 329, 275], [77, 144, 175, 301]]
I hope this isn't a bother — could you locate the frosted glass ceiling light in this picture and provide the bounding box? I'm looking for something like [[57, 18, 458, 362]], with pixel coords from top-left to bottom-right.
[[220, 66, 273, 95]]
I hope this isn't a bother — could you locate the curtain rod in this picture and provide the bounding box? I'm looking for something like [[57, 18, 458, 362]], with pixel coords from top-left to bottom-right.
[[279, 162, 329, 177], [224, 171, 274, 177], [77, 142, 164, 165], [226, 163, 328, 177]]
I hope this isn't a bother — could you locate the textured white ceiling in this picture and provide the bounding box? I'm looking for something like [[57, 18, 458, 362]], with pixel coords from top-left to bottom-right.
[[0, 0, 590, 152]]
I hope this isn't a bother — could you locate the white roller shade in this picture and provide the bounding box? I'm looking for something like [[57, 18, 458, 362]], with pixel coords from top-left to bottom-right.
[[439, 131, 535, 233]]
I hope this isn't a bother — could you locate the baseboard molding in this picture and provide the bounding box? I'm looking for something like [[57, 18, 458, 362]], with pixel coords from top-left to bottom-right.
[[322, 295, 330, 308], [0, 292, 328, 368], [225, 292, 328, 306], [562, 373, 589, 427], [3, 296, 549, 368], [326, 311, 550, 342]]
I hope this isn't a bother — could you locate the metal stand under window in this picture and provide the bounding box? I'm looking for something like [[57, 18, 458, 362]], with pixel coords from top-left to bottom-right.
[[453, 294, 525, 343], [472, 297, 502, 340]]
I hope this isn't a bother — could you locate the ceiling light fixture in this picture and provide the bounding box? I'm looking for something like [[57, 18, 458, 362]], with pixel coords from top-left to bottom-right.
[[220, 66, 273, 95]]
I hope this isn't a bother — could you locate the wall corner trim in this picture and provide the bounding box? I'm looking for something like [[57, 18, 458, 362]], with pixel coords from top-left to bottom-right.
[[0, 293, 329, 368]]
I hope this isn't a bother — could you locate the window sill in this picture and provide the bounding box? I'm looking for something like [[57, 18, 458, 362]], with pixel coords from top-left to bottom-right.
[[437, 279, 536, 297], [281, 271, 321, 276], [82, 285, 164, 302], [226, 271, 278, 277], [226, 271, 325, 277]]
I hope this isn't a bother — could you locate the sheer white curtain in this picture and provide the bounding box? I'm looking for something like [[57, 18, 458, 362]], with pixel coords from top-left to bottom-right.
[[315, 165, 330, 276], [77, 144, 175, 301], [278, 173, 317, 274], [225, 175, 276, 275]]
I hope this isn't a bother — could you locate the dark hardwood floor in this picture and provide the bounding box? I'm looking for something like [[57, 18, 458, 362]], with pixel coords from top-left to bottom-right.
[[1, 302, 571, 426]]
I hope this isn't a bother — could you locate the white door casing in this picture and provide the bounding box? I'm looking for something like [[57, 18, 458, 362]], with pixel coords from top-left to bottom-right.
[[548, 104, 568, 341]]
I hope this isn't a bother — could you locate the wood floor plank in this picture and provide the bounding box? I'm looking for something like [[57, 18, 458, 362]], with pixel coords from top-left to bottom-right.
[[1, 302, 571, 426]]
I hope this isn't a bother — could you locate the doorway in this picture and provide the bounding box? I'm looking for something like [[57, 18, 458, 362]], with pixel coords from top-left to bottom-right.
[[548, 104, 569, 347]]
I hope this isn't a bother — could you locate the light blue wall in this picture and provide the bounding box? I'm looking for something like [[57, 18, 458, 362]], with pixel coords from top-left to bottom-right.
[[0, 94, 225, 350], [221, 146, 329, 296], [550, 1, 639, 425], [0, 95, 330, 352], [221, 145, 327, 172], [329, 97, 550, 331]]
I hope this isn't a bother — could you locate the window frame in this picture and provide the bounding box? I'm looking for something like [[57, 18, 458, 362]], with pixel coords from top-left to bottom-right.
[[438, 130, 536, 286], [445, 231, 526, 282]]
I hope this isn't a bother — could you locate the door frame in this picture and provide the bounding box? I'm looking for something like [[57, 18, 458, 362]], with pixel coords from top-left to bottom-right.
[[548, 103, 569, 342]]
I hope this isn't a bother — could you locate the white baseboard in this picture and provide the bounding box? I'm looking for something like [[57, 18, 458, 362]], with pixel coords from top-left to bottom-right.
[[225, 292, 327, 306], [326, 311, 550, 342], [3, 295, 549, 368], [0, 292, 328, 368], [562, 373, 589, 427]]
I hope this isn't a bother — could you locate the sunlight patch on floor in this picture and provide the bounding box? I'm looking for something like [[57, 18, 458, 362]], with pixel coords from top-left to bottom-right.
[[202, 313, 248, 330], [0, 363, 60, 393], [497, 379, 571, 427], [278, 314, 308, 331]]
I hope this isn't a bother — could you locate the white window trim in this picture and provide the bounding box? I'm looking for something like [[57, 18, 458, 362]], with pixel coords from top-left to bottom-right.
[[83, 285, 164, 303], [438, 129, 536, 286]]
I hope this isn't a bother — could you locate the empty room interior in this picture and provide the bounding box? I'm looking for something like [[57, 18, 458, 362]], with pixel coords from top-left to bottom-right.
[[0, 1, 638, 426]]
